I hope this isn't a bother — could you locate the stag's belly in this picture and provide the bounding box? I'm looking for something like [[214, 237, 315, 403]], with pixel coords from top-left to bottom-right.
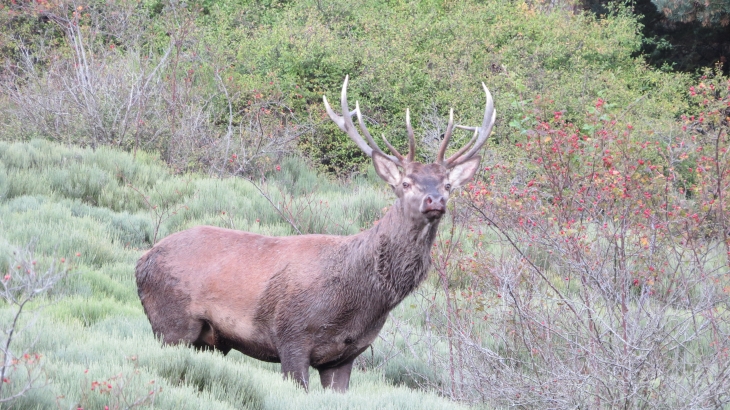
[[226, 335, 281, 363]]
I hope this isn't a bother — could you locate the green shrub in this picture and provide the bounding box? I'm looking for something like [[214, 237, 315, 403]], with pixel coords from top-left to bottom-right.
[[199, 0, 690, 172], [50, 296, 142, 327]]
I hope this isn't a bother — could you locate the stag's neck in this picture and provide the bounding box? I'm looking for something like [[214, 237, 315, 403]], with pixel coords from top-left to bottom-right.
[[347, 200, 440, 306]]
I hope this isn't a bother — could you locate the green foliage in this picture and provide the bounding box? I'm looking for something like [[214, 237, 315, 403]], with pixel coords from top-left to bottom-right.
[[1, 0, 693, 175], [50, 296, 142, 327], [7, 311, 467, 409], [197, 0, 690, 172], [0, 2, 65, 72]]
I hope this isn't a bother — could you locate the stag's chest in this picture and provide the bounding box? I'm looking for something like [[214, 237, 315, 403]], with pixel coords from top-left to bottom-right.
[[308, 304, 389, 368]]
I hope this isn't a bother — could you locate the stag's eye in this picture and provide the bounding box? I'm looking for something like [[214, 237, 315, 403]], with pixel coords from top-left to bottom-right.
[[445, 184, 452, 191], [402, 182, 410, 189]]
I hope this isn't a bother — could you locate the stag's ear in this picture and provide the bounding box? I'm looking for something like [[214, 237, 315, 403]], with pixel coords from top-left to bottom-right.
[[372, 150, 401, 186], [448, 156, 481, 189]]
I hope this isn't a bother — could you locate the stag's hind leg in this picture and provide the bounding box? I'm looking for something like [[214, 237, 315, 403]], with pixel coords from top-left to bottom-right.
[[192, 320, 232, 354], [144, 299, 219, 351], [137, 250, 207, 348], [151, 314, 202, 345], [140, 296, 202, 347]]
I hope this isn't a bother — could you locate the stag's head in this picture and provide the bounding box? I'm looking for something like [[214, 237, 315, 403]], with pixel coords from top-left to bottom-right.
[[324, 76, 496, 224]]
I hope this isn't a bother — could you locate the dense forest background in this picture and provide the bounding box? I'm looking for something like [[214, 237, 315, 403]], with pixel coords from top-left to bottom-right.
[[0, 0, 728, 408]]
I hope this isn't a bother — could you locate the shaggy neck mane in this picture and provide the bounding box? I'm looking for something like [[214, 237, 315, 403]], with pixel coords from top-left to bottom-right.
[[344, 199, 440, 306]]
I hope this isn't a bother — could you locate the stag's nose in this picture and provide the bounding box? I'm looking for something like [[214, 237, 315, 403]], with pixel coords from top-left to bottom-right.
[[422, 194, 446, 216]]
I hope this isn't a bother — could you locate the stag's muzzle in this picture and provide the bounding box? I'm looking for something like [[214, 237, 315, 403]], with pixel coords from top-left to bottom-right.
[[422, 194, 446, 218]]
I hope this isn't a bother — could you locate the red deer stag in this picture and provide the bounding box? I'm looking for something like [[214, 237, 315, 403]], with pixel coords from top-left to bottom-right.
[[135, 76, 496, 391]]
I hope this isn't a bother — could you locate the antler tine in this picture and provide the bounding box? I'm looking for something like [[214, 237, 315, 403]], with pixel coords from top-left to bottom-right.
[[323, 78, 370, 156], [355, 102, 404, 163], [405, 109, 416, 162], [436, 108, 455, 165], [445, 128, 478, 164], [380, 134, 405, 161], [323, 75, 402, 165], [446, 82, 496, 167]]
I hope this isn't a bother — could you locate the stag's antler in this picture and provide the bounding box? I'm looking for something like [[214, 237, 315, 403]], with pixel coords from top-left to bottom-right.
[[436, 83, 496, 168], [324, 77, 495, 168], [323, 76, 412, 167]]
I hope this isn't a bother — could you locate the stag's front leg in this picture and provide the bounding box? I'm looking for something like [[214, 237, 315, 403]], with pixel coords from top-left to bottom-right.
[[279, 349, 310, 390], [317, 359, 355, 392]]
